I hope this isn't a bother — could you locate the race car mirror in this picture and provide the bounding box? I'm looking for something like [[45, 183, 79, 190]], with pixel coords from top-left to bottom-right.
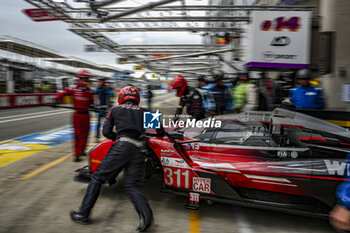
[[167, 131, 184, 140]]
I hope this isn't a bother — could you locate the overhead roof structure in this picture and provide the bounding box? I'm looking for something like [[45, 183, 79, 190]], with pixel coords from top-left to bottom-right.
[[0, 36, 63, 58], [23, 0, 314, 78], [44, 57, 123, 73], [0, 36, 122, 74]]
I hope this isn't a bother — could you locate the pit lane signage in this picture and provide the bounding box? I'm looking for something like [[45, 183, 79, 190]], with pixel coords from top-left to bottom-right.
[[246, 11, 311, 69]]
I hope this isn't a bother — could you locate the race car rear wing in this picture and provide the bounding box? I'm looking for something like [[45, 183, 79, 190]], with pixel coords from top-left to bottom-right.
[[272, 108, 350, 139]]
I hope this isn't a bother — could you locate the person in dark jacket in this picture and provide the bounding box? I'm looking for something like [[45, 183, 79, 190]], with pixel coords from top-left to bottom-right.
[[70, 86, 153, 232], [198, 75, 208, 88], [206, 70, 233, 116], [289, 69, 325, 109], [167, 75, 205, 121], [94, 78, 114, 142]]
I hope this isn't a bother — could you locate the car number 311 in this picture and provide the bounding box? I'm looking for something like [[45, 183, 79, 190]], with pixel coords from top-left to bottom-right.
[[163, 167, 190, 189]]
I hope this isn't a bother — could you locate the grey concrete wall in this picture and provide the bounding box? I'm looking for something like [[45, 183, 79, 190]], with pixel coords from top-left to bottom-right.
[[320, 0, 350, 110]]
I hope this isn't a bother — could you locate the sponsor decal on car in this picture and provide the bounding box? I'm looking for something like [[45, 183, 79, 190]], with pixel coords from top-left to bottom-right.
[[160, 149, 174, 156], [324, 160, 349, 176], [290, 151, 299, 159], [161, 157, 190, 168], [233, 111, 271, 122], [161, 157, 170, 166], [192, 177, 211, 193], [277, 150, 298, 158], [186, 143, 200, 151], [189, 192, 200, 203]]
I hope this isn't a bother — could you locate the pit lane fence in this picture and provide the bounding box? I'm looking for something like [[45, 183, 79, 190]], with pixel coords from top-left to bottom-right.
[[0, 93, 72, 110]]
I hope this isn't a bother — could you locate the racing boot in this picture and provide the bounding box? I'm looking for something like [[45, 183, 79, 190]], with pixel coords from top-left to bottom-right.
[[70, 211, 89, 224], [70, 180, 101, 224], [137, 208, 153, 232]]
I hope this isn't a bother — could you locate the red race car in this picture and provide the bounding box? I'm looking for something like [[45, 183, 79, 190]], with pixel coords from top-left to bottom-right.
[[75, 108, 350, 217]]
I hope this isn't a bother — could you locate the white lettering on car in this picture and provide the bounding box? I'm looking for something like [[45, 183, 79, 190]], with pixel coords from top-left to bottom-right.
[[324, 160, 347, 176], [192, 177, 211, 193]]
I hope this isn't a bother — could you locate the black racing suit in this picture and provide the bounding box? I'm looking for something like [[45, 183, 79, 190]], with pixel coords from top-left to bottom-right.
[[175, 86, 205, 120], [77, 102, 152, 222]]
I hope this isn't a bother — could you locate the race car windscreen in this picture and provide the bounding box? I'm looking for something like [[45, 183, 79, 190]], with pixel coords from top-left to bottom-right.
[[178, 125, 207, 138]]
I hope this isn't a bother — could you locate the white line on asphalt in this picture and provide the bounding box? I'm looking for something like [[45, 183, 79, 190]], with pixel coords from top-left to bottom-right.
[[0, 109, 71, 120], [0, 110, 72, 124]]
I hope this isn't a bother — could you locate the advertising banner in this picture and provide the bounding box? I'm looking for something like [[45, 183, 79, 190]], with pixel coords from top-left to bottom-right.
[[0, 94, 56, 110], [246, 11, 311, 69]]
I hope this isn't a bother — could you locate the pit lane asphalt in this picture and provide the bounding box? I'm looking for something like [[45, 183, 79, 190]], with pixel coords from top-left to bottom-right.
[[0, 93, 336, 233], [0, 107, 71, 141], [0, 92, 176, 141]]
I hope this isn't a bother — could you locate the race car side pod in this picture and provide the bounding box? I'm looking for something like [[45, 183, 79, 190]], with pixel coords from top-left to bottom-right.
[[41, 104, 107, 113], [157, 127, 201, 209]]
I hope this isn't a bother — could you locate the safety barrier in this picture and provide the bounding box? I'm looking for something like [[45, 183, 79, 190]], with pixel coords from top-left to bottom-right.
[[0, 93, 56, 110]]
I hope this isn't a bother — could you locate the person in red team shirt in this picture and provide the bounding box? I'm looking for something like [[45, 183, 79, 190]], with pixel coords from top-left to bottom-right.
[[54, 70, 95, 162]]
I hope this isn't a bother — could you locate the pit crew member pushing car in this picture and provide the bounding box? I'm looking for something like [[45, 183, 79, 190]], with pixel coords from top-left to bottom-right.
[[54, 70, 94, 162], [70, 86, 153, 232], [167, 75, 205, 121]]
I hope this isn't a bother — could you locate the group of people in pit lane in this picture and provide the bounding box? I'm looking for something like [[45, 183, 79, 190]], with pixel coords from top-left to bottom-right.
[[167, 68, 325, 122], [54, 68, 326, 162], [53, 68, 345, 233]]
